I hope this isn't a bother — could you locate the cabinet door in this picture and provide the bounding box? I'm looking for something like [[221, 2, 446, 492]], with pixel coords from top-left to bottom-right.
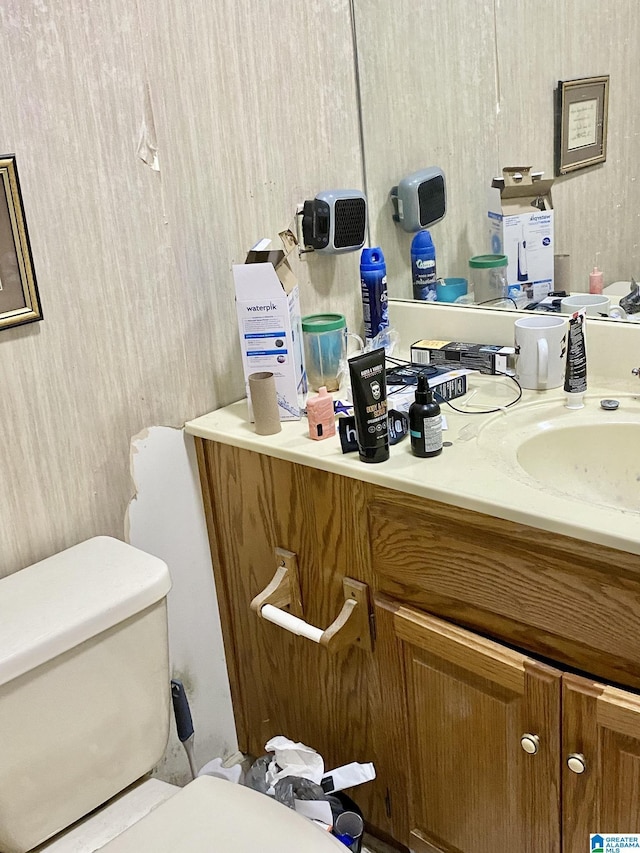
[[392, 604, 562, 853], [196, 442, 400, 836], [562, 674, 640, 853]]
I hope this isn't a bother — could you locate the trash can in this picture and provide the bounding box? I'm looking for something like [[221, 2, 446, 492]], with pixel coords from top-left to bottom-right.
[[243, 737, 372, 851], [329, 792, 364, 853]]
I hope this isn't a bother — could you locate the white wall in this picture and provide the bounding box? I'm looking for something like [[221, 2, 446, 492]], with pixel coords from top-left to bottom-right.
[[127, 427, 237, 783]]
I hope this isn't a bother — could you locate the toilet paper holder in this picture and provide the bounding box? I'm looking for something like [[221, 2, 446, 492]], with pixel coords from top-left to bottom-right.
[[250, 548, 373, 653]]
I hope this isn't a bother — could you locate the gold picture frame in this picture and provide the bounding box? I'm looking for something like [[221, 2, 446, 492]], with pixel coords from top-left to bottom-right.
[[556, 76, 609, 175], [0, 155, 42, 330]]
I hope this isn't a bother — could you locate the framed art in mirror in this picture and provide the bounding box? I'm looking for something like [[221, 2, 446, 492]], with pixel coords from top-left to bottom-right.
[[556, 75, 609, 175], [0, 155, 42, 331]]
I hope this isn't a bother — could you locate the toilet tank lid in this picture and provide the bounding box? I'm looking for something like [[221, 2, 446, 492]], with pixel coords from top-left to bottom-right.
[[0, 537, 172, 687]]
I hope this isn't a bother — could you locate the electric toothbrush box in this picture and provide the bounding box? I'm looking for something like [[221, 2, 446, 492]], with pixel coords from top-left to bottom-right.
[[233, 239, 307, 421], [488, 167, 554, 301]]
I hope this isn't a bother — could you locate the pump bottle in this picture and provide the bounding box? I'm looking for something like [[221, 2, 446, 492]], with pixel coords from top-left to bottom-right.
[[589, 265, 604, 295], [409, 375, 443, 457]]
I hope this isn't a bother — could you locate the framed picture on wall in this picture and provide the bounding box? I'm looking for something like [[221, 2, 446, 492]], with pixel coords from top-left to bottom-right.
[[555, 76, 610, 175], [0, 155, 42, 331]]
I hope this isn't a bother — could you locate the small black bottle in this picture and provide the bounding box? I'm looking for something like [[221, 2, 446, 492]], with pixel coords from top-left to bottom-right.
[[409, 375, 443, 457]]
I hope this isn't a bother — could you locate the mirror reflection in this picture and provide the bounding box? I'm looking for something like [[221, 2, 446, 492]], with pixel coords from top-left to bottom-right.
[[352, 1, 640, 321]]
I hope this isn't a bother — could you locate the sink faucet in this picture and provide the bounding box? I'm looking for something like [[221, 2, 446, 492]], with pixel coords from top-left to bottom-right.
[[634, 368, 640, 378]]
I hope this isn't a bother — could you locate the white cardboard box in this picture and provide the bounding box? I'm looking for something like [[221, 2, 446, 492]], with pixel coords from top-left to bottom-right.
[[488, 167, 554, 302], [233, 246, 306, 421]]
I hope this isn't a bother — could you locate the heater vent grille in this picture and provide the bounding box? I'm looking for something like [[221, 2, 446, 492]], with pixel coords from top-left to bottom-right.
[[334, 197, 366, 248], [418, 175, 446, 226]]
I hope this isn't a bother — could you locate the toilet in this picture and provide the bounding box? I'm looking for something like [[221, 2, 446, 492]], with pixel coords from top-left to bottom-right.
[[0, 536, 343, 852]]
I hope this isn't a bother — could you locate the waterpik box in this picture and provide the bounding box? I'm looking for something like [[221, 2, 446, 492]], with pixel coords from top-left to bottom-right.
[[233, 240, 307, 421], [488, 166, 555, 302]]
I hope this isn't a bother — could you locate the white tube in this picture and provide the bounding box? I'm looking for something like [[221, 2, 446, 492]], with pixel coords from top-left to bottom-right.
[[260, 604, 324, 643]]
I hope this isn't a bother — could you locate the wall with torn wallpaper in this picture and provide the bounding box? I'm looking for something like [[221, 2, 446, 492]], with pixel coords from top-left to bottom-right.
[[0, 1, 363, 778]]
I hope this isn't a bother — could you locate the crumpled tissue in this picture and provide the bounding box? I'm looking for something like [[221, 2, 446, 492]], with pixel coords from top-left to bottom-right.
[[263, 735, 324, 794]]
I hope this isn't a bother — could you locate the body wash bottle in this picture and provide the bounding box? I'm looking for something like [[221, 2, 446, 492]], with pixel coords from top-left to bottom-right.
[[409, 375, 442, 457]]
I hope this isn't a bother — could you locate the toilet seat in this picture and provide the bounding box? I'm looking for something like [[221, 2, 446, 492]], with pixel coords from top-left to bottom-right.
[[100, 776, 345, 852], [35, 779, 180, 851]]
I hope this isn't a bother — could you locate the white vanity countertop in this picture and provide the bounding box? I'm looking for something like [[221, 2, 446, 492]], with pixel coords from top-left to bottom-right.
[[185, 383, 640, 558], [185, 300, 640, 556]]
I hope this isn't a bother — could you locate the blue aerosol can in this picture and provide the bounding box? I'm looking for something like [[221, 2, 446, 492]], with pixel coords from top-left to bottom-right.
[[411, 230, 437, 300], [360, 247, 389, 341]]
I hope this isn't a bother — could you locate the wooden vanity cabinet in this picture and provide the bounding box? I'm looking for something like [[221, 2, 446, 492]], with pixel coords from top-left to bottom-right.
[[562, 674, 640, 851], [385, 601, 562, 853], [195, 439, 408, 841], [195, 439, 640, 852], [383, 601, 640, 853]]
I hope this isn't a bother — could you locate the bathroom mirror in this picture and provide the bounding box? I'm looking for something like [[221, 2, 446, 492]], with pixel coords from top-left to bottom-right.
[[352, 1, 640, 321]]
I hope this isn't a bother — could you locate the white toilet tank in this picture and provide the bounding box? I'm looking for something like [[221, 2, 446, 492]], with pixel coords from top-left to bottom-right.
[[0, 536, 172, 853]]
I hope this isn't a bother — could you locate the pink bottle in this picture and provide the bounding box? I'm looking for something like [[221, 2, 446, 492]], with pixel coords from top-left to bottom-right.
[[307, 386, 336, 441], [589, 265, 604, 295]]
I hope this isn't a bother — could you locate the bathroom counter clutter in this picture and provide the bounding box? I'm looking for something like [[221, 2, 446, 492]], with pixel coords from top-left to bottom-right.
[[187, 300, 640, 852], [185, 375, 640, 557], [188, 383, 640, 851]]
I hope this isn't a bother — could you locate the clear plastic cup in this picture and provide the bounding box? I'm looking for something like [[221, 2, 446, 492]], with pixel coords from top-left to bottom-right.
[[469, 254, 508, 305], [302, 314, 362, 392]]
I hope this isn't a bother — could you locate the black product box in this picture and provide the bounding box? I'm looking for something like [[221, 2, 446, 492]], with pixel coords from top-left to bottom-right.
[[410, 339, 516, 375]]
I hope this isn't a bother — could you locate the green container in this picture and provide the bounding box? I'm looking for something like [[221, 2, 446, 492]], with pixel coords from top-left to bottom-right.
[[301, 313, 347, 392], [468, 255, 508, 304]]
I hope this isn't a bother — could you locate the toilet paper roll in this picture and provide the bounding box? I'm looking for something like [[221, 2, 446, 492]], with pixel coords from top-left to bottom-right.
[[554, 254, 572, 293], [260, 604, 324, 643], [248, 372, 281, 435]]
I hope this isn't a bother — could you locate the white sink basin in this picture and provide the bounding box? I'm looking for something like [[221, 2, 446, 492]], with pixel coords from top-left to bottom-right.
[[475, 395, 640, 513]]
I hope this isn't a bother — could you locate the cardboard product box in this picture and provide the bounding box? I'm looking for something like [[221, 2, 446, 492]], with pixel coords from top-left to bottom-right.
[[488, 166, 554, 302], [386, 364, 468, 402], [410, 339, 515, 375], [233, 242, 307, 421], [428, 367, 469, 401]]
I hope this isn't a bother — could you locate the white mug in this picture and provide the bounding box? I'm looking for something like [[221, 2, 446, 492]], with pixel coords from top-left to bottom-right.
[[514, 316, 568, 390], [560, 294, 610, 317]]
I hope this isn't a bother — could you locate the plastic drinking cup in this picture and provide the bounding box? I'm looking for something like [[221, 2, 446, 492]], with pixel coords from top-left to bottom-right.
[[302, 314, 362, 392], [436, 277, 468, 303]]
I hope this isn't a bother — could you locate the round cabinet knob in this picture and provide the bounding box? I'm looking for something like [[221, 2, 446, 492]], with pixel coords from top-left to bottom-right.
[[567, 753, 587, 774], [520, 733, 540, 755]]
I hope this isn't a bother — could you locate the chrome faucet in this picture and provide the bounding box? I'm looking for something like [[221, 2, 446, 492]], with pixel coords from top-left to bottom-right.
[[633, 368, 640, 378]]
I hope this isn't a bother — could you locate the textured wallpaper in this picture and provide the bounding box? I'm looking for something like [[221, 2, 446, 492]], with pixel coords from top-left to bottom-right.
[[355, 0, 640, 297], [5, 0, 636, 574], [0, 0, 363, 573]]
